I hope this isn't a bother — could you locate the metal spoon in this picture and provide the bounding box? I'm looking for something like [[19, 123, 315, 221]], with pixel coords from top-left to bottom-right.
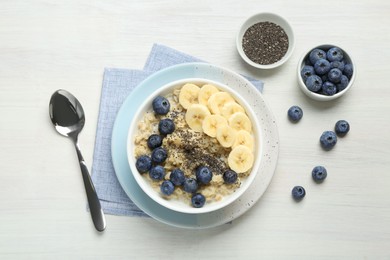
[[49, 89, 106, 232]]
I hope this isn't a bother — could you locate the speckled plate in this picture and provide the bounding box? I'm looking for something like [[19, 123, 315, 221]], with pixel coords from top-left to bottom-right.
[[111, 62, 279, 229]]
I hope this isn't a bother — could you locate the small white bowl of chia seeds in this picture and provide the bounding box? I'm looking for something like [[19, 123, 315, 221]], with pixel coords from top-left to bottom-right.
[[236, 12, 295, 69]]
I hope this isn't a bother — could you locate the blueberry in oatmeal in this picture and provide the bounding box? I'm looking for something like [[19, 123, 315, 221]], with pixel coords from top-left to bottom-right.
[[223, 170, 238, 184], [183, 178, 198, 193], [158, 118, 175, 135], [160, 180, 175, 196], [147, 134, 163, 150], [152, 96, 170, 115], [169, 168, 186, 186], [149, 165, 165, 181], [135, 155, 152, 173], [191, 193, 206, 208], [151, 147, 168, 164], [195, 166, 213, 184]]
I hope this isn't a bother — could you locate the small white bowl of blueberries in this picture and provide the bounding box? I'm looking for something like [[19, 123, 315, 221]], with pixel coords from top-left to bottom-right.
[[298, 44, 355, 101]]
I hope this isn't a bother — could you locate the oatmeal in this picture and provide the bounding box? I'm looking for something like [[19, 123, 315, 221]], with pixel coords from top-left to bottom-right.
[[134, 83, 255, 208]]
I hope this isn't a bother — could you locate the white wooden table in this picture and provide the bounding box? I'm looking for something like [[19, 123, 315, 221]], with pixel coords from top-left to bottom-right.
[[1, 0, 390, 258]]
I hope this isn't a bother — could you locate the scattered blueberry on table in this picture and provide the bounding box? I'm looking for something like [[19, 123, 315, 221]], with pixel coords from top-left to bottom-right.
[[160, 180, 175, 196], [320, 130, 337, 150], [287, 105, 303, 122], [135, 155, 152, 173], [191, 193, 206, 208], [152, 96, 170, 115], [292, 186, 306, 201], [335, 120, 350, 136], [312, 166, 328, 183]]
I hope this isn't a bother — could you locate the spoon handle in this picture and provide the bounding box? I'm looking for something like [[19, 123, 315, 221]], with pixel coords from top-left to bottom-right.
[[74, 142, 106, 232]]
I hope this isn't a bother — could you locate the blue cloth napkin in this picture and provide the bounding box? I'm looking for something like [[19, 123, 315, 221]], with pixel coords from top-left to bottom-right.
[[91, 44, 264, 217]]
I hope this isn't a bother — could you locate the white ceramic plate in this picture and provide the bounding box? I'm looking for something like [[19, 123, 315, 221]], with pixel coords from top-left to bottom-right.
[[111, 62, 279, 229]]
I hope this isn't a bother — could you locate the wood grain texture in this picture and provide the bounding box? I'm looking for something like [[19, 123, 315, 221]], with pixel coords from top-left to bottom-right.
[[1, 0, 390, 258]]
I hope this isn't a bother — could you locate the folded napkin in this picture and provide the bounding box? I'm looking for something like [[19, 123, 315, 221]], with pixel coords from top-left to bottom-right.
[[91, 44, 264, 217]]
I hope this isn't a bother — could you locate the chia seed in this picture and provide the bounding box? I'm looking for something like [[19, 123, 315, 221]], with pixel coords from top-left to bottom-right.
[[242, 21, 289, 65]]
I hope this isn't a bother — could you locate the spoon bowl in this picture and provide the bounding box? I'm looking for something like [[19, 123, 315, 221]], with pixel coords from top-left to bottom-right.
[[49, 89, 106, 232]]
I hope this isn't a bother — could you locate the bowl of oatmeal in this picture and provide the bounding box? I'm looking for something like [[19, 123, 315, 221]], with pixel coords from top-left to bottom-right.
[[127, 78, 262, 214]]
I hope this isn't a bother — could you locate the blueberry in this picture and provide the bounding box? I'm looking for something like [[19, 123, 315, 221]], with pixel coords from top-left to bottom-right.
[[191, 193, 206, 208], [321, 74, 329, 83], [152, 96, 170, 115], [223, 170, 238, 184], [183, 178, 198, 193], [151, 147, 167, 164], [327, 47, 344, 62], [158, 118, 175, 135], [305, 75, 322, 92], [135, 155, 152, 173], [309, 49, 327, 65], [328, 68, 342, 83], [314, 59, 331, 75], [312, 166, 327, 183], [169, 168, 186, 186], [149, 165, 165, 181], [337, 75, 349, 92], [287, 105, 303, 122], [344, 64, 353, 79], [322, 81, 337, 96], [335, 120, 350, 136], [320, 131, 337, 150], [160, 180, 175, 195], [147, 134, 163, 150], [300, 65, 315, 81], [292, 186, 306, 201], [195, 166, 213, 184], [330, 60, 345, 72]]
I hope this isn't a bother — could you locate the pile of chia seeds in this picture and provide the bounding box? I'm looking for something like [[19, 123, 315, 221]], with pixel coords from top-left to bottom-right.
[[242, 21, 289, 65]]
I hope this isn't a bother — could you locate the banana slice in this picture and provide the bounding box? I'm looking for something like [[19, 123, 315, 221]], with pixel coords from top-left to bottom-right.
[[221, 102, 245, 119], [179, 83, 200, 109], [228, 145, 254, 173], [228, 112, 252, 132], [185, 104, 211, 132], [198, 84, 219, 106], [216, 125, 237, 148], [208, 92, 235, 115], [233, 130, 254, 150], [202, 114, 228, 137]]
